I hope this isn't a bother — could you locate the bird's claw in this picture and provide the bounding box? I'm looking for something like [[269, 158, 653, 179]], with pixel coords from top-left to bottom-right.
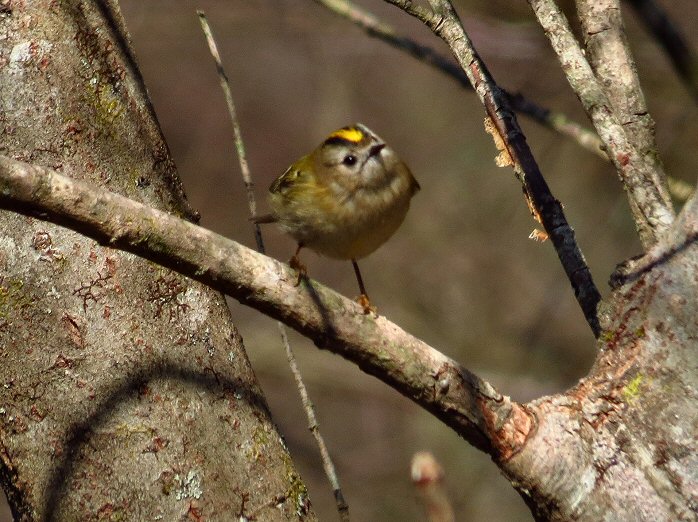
[[356, 294, 377, 315]]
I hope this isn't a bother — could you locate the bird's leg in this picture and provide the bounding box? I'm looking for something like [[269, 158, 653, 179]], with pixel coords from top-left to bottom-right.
[[352, 259, 376, 314], [289, 244, 307, 286]]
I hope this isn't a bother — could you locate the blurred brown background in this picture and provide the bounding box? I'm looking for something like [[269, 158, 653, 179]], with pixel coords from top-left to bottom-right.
[[2, 0, 696, 520]]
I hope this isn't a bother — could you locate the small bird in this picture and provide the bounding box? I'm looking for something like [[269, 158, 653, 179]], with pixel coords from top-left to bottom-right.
[[254, 123, 419, 313]]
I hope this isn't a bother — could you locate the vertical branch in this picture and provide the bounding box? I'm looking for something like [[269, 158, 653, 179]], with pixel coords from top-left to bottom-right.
[[576, 0, 672, 206], [197, 12, 350, 521], [527, 0, 675, 248], [383, 0, 602, 336]]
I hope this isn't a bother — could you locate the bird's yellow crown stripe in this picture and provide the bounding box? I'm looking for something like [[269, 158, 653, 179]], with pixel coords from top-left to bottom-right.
[[327, 127, 364, 143]]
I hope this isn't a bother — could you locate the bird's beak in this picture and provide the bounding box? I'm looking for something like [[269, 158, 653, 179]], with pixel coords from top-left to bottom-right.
[[369, 143, 386, 157]]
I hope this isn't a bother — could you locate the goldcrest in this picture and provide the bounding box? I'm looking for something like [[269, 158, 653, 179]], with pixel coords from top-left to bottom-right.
[[255, 123, 419, 312]]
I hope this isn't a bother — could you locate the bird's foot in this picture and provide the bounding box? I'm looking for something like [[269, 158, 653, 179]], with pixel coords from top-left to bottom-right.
[[356, 294, 377, 315], [289, 254, 307, 286]]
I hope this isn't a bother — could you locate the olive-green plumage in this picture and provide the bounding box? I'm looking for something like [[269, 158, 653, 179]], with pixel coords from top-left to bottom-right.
[[264, 123, 419, 259], [256, 123, 419, 311]]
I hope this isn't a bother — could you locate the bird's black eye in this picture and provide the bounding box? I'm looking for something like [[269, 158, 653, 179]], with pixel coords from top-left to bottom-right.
[[342, 154, 357, 166]]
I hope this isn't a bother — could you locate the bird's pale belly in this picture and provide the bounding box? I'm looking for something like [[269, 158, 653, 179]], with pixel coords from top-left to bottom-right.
[[293, 193, 411, 260]]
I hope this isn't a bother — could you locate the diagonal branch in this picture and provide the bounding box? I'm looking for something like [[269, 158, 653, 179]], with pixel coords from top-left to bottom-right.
[[312, 0, 607, 159], [625, 0, 698, 102], [527, 0, 675, 248], [382, 0, 602, 336], [0, 155, 534, 461]]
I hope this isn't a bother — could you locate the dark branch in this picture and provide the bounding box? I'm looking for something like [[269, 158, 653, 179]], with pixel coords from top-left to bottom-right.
[[383, 0, 602, 336]]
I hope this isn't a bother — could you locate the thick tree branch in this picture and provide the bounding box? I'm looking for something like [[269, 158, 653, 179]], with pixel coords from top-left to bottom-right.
[[528, 0, 675, 248], [625, 0, 698, 102], [383, 0, 602, 336], [0, 155, 534, 460]]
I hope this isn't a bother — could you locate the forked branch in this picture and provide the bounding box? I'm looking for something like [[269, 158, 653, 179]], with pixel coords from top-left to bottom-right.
[[528, 0, 675, 248]]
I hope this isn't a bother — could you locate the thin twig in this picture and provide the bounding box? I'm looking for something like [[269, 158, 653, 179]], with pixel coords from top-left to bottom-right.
[[197, 12, 350, 521], [197, 11, 264, 253], [278, 324, 350, 517], [314, 0, 693, 202], [625, 0, 698, 102], [312, 0, 606, 159], [382, 0, 602, 336], [0, 154, 533, 461], [527, 0, 675, 248]]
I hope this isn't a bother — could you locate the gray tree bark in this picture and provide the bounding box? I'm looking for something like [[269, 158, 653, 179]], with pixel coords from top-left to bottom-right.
[[503, 195, 698, 520], [0, 1, 314, 520]]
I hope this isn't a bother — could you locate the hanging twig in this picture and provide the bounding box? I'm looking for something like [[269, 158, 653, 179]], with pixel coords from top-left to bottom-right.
[[381, 0, 602, 336], [197, 11, 264, 253], [278, 324, 350, 518], [197, 12, 350, 521]]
